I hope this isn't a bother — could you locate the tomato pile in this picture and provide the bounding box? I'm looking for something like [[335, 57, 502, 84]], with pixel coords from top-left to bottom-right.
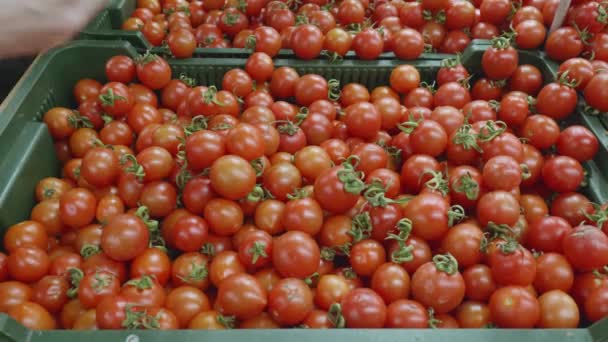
[[1, 40, 608, 331], [120, 0, 600, 59]]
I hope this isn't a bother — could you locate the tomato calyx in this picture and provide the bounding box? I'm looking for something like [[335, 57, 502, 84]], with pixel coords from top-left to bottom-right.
[[245, 34, 257, 50], [135, 51, 161, 66], [423, 10, 446, 24], [125, 275, 155, 290], [99, 88, 126, 107], [92, 272, 113, 293], [441, 54, 463, 69], [135, 206, 160, 234], [349, 212, 373, 242], [121, 154, 146, 181], [338, 156, 366, 195], [80, 244, 101, 259], [200, 242, 216, 257], [480, 222, 517, 253], [295, 14, 310, 25], [427, 307, 442, 329], [476, 120, 507, 142], [592, 266, 608, 279], [178, 260, 209, 284], [432, 253, 459, 275], [447, 205, 466, 227], [184, 116, 210, 136], [320, 246, 336, 261], [247, 184, 274, 202], [520, 163, 531, 180], [376, 140, 402, 167], [68, 110, 94, 129], [203, 86, 227, 106], [304, 272, 320, 286], [277, 121, 301, 136], [66, 267, 84, 298], [453, 124, 482, 152], [397, 114, 423, 134], [287, 187, 312, 200], [163, 5, 190, 16], [557, 70, 581, 89], [217, 314, 236, 329], [572, 23, 593, 46], [497, 238, 519, 254], [585, 202, 608, 228], [249, 241, 268, 265], [178, 74, 197, 88], [250, 158, 266, 177], [490, 36, 513, 50], [327, 303, 346, 328], [582, 103, 606, 116], [328, 79, 341, 101], [223, 12, 241, 26], [386, 218, 415, 263], [341, 267, 357, 279], [321, 50, 345, 64], [423, 170, 450, 197], [122, 305, 161, 330], [363, 179, 403, 207], [453, 172, 480, 200]]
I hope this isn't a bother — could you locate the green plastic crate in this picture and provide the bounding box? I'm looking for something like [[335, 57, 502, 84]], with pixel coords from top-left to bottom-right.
[[79, 0, 453, 60], [0, 40, 607, 339]]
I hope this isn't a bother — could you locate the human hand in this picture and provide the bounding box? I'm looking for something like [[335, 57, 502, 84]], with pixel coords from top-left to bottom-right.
[[0, 0, 108, 58]]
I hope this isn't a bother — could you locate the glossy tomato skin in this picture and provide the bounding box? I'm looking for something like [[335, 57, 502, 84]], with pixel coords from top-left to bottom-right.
[[268, 278, 314, 326], [340, 288, 387, 328], [216, 273, 267, 320], [562, 225, 608, 272], [314, 165, 361, 214], [273, 231, 320, 279], [489, 286, 540, 328], [291, 24, 324, 60], [411, 257, 465, 314]]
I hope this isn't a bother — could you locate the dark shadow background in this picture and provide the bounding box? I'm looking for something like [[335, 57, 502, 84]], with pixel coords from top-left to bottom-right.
[[0, 57, 34, 102]]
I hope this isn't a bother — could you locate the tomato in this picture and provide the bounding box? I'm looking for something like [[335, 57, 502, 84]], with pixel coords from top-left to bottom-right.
[[238, 230, 273, 268], [510, 64, 543, 95], [482, 155, 522, 191], [216, 273, 267, 320], [188, 310, 229, 329], [268, 278, 313, 325], [291, 24, 324, 60], [541, 156, 584, 193], [392, 28, 425, 60], [340, 288, 387, 328], [551, 192, 593, 226], [324, 27, 353, 57], [166, 286, 210, 328], [404, 191, 455, 241], [74, 79, 103, 105], [121, 275, 166, 308], [562, 225, 608, 271], [477, 189, 522, 227], [455, 301, 491, 328], [105, 56, 135, 84], [7, 247, 49, 283], [584, 72, 608, 112], [210, 155, 256, 200], [100, 121, 134, 146], [545, 27, 584, 62], [556, 125, 598, 162], [488, 243, 536, 286], [385, 299, 428, 328], [411, 254, 465, 314], [352, 28, 384, 60], [295, 74, 329, 106], [273, 231, 320, 278], [338, 0, 366, 24], [31, 275, 69, 314], [130, 248, 171, 286], [99, 82, 134, 117], [489, 286, 540, 328], [8, 301, 56, 330], [78, 271, 121, 309], [4, 220, 48, 253], [315, 274, 351, 310], [536, 290, 580, 328], [434, 81, 471, 109], [441, 222, 483, 268], [482, 38, 518, 80], [167, 28, 196, 58], [533, 253, 574, 295], [370, 263, 410, 304], [349, 239, 386, 277], [585, 287, 608, 322], [409, 120, 447, 157], [400, 154, 440, 194], [515, 20, 546, 49]]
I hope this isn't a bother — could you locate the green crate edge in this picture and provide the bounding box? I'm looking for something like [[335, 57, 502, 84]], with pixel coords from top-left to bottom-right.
[[79, 0, 454, 60], [0, 39, 607, 339]]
